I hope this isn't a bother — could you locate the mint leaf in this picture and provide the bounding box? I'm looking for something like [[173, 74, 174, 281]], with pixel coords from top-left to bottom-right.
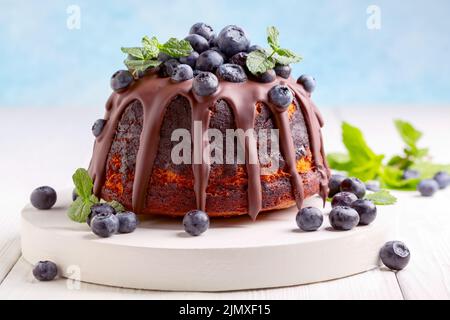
[[327, 153, 353, 171], [380, 166, 420, 190], [124, 59, 161, 73], [142, 36, 160, 59], [394, 119, 422, 151], [72, 168, 93, 200], [159, 38, 192, 58], [274, 49, 302, 65], [365, 190, 397, 205], [267, 26, 280, 51], [246, 50, 276, 75], [68, 197, 96, 223], [411, 162, 450, 179], [342, 122, 381, 165], [121, 47, 147, 60]]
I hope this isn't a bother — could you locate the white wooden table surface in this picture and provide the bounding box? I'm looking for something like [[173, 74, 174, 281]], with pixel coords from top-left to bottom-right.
[[0, 106, 449, 300]]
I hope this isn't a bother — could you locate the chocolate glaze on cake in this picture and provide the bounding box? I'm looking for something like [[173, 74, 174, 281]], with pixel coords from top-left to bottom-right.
[[89, 74, 330, 219]]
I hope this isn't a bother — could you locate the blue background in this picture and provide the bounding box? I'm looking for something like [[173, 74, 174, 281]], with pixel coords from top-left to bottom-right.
[[1, 0, 450, 108]]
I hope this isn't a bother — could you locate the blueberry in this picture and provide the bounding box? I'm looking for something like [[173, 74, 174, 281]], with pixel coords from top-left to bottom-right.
[[179, 51, 199, 68], [269, 85, 294, 108], [274, 65, 292, 79], [72, 188, 78, 201], [110, 70, 134, 92], [183, 210, 210, 236], [158, 52, 173, 62], [216, 64, 247, 83], [209, 35, 218, 48], [296, 207, 323, 232], [193, 70, 202, 77], [297, 75, 316, 93], [117, 212, 138, 234], [351, 199, 377, 226], [196, 50, 224, 72], [402, 169, 420, 180], [217, 25, 250, 57], [434, 171, 450, 189], [159, 59, 180, 78], [229, 52, 248, 67], [329, 206, 360, 231], [380, 241, 411, 271], [328, 174, 346, 198], [184, 34, 210, 54], [171, 64, 194, 82], [30, 186, 57, 210], [365, 180, 381, 192], [32, 261, 58, 281], [91, 211, 119, 238], [192, 72, 219, 96], [340, 177, 366, 199], [418, 179, 439, 197], [331, 192, 358, 208], [189, 22, 215, 41], [87, 203, 116, 226], [209, 47, 227, 59], [92, 119, 106, 138], [248, 45, 264, 53], [253, 69, 276, 83]]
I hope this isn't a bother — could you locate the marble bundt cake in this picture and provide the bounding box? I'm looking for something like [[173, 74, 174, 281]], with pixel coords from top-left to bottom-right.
[[88, 24, 330, 219]]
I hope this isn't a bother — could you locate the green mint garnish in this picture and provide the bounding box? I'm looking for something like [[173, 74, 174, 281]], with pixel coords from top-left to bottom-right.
[[246, 26, 302, 75], [122, 36, 193, 76], [365, 190, 397, 205], [327, 120, 450, 191], [68, 168, 125, 223]]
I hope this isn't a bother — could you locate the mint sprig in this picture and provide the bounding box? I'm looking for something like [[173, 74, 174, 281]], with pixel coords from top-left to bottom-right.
[[246, 26, 302, 76], [328, 120, 450, 191], [121, 36, 193, 76], [68, 168, 125, 223], [365, 190, 397, 205]]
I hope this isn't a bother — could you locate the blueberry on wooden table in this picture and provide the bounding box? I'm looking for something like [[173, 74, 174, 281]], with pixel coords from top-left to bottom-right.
[[380, 241, 411, 271], [331, 192, 358, 208], [340, 177, 366, 199], [329, 206, 360, 231], [33, 261, 58, 281], [418, 179, 439, 197], [296, 207, 323, 232], [434, 171, 450, 189], [183, 210, 210, 236], [30, 186, 57, 210]]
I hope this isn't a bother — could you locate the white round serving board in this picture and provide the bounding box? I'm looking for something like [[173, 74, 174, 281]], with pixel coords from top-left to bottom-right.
[[21, 189, 393, 292]]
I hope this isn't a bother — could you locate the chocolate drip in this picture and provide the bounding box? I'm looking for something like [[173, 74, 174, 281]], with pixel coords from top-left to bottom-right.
[[89, 74, 330, 219]]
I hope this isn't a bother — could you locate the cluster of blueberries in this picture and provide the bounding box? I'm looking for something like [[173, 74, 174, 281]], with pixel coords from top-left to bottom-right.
[[409, 170, 450, 197], [296, 175, 411, 271], [86, 203, 138, 238], [110, 23, 316, 100]]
